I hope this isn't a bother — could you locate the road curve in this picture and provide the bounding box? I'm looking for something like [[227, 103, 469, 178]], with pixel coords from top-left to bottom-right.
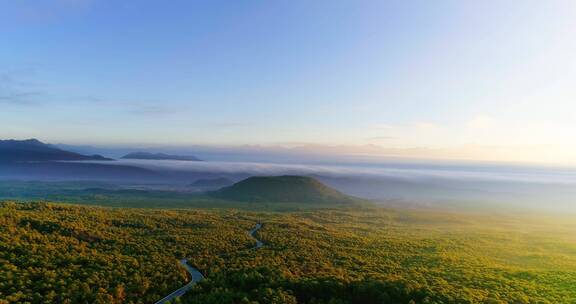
[[153, 259, 203, 304], [249, 223, 264, 249], [155, 223, 263, 304]]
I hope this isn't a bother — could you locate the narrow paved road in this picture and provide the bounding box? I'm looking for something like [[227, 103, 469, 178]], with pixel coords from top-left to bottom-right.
[[154, 223, 263, 304], [249, 223, 264, 249], [153, 259, 203, 304]]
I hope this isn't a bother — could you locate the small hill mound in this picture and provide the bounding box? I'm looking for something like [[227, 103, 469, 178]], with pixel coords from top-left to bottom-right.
[[210, 175, 356, 204], [121, 152, 201, 161], [0, 139, 111, 163]]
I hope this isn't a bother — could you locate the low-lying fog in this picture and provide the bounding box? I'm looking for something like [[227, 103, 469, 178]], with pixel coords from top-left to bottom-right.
[[91, 159, 576, 213]]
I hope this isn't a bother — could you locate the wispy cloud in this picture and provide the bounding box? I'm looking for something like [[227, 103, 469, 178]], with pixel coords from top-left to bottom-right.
[[365, 136, 397, 143], [124, 103, 181, 116], [71, 95, 186, 117], [0, 73, 180, 116], [0, 92, 41, 105], [0, 72, 42, 105], [207, 122, 250, 128]]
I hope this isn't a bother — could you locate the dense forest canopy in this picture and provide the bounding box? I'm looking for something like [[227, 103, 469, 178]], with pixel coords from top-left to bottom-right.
[[1, 201, 575, 303]]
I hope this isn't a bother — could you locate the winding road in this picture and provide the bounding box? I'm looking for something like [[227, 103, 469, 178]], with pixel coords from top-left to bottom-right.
[[154, 223, 264, 304], [249, 223, 264, 249]]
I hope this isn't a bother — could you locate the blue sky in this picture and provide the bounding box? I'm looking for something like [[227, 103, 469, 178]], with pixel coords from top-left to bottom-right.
[[1, 1, 576, 164]]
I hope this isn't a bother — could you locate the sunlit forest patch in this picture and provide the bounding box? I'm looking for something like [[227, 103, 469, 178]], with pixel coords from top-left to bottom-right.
[[1, 202, 575, 303]]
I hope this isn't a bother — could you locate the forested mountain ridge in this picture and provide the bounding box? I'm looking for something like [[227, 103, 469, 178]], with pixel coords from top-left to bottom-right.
[[0, 139, 111, 162]]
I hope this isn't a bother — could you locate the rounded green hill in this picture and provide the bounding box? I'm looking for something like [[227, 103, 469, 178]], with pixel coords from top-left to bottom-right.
[[210, 175, 356, 204]]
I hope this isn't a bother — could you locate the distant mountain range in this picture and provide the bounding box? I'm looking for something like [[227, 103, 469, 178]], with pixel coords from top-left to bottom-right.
[[0, 139, 167, 182], [210, 175, 357, 204], [121, 152, 202, 161], [0, 139, 112, 163], [0, 139, 240, 182]]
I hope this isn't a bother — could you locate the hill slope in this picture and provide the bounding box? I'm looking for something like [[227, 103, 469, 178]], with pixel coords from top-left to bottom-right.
[[121, 152, 201, 161], [210, 175, 356, 204], [0, 139, 111, 162], [191, 177, 234, 188]]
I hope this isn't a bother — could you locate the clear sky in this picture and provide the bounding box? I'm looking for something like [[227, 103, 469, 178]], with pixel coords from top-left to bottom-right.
[[1, 0, 576, 164]]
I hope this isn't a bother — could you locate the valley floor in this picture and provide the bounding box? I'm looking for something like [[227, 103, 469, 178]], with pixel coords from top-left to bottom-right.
[[1, 201, 575, 303]]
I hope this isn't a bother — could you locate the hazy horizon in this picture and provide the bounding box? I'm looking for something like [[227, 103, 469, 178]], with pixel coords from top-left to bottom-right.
[[0, 137, 571, 169], [2, 1, 576, 165]]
